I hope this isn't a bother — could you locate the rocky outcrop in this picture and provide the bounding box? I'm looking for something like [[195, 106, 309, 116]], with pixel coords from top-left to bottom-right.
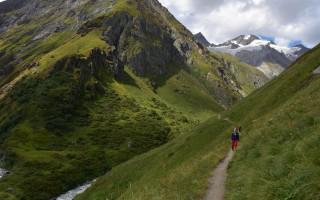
[[235, 46, 291, 67], [0, 0, 112, 34], [80, 11, 184, 78], [0, 0, 27, 14], [194, 32, 211, 47], [53, 48, 123, 93], [0, 168, 9, 179], [0, 64, 14, 78], [313, 65, 320, 75], [0, 52, 16, 78]]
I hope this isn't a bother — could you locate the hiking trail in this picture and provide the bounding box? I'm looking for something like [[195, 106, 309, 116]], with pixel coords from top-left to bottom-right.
[[203, 150, 234, 200]]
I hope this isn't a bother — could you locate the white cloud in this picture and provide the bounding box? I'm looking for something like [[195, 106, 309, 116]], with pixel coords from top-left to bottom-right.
[[159, 0, 320, 47], [274, 37, 291, 47]]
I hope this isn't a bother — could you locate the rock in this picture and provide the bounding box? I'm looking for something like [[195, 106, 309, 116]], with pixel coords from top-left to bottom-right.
[[313, 66, 320, 74], [0, 64, 14, 77], [194, 32, 211, 47], [0, 0, 27, 14], [0, 168, 9, 179], [52, 48, 124, 91], [82, 11, 184, 77]]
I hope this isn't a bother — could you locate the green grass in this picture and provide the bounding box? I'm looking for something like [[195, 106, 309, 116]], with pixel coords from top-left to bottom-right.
[[75, 46, 320, 200], [76, 116, 233, 200], [113, 0, 139, 16], [224, 45, 320, 200], [226, 44, 320, 125], [0, 56, 174, 200], [226, 76, 320, 200], [0, 45, 222, 199], [38, 31, 108, 72], [157, 70, 223, 120]]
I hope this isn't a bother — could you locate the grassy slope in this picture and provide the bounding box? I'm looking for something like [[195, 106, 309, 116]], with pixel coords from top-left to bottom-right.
[[225, 45, 320, 199], [77, 45, 320, 200], [77, 116, 233, 200], [0, 52, 221, 200], [156, 69, 223, 120], [0, 28, 222, 200]]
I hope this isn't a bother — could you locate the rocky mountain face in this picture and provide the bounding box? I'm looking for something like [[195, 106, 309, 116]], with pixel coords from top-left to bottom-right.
[[0, 0, 268, 106], [194, 32, 211, 47], [0, 0, 268, 199], [209, 34, 310, 78]]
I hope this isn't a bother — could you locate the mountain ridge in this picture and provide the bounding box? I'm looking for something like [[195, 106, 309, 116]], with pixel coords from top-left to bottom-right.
[[207, 34, 310, 78]]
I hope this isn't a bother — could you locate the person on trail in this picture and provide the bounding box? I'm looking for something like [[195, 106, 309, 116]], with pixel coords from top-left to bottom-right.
[[231, 127, 240, 151]]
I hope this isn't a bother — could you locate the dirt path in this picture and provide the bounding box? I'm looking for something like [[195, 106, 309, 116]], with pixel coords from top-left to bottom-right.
[[203, 150, 234, 200]]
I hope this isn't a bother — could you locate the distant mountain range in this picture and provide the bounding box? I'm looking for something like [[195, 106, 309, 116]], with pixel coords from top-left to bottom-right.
[[195, 33, 310, 78]]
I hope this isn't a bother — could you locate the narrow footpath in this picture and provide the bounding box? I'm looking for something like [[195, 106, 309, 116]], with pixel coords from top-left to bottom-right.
[[203, 150, 234, 200]]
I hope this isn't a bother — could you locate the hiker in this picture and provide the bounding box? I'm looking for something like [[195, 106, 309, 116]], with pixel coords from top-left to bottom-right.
[[231, 127, 240, 151]]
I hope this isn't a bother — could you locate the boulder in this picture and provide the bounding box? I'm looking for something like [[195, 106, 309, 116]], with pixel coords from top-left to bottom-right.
[[313, 66, 320, 74]]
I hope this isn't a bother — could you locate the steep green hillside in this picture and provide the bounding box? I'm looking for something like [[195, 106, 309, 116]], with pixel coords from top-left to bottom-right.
[[225, 44, 320, 200], [76, 116, 232, 200], [76, 45, 320, 199]]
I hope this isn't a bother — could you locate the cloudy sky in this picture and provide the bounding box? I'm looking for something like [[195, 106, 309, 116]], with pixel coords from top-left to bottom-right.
[[159, 0, 320, 47], [0, 0, 319, 47]]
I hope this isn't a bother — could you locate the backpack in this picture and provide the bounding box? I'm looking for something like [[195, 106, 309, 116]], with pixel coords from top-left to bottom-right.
[[236, 132, 240, 141], [231, 132, 237, 140]]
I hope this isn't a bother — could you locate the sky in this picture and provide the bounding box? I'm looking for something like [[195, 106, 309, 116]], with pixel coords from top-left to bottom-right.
[[0, 0, 319, 47], [158, 0, 320, 47]]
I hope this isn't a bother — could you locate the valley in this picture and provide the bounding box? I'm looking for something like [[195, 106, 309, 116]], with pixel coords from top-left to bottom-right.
[[0, 0, 318, 200]]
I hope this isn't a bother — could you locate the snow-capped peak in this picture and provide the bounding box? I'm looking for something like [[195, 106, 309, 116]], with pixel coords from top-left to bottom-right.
[[211, 34, 309, 59], [211, 34, 262, 49], [244, 34, 251, 40], [208, 34, 310, 79]]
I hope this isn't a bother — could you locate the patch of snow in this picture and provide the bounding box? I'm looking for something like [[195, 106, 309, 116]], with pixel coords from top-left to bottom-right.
[[313, 66, 320, 74], [56, 180, 96, 200], [209, 44, 263, 55], [209, 37, 305, 64], [244, 34, 251, 40], [270, 44, 302, 59], [231, 40, 243, 47], [257, 63, 284, 78], [248, 39, 270, 47], [270, 44, 291, 54], [0, 168, 8, 179]]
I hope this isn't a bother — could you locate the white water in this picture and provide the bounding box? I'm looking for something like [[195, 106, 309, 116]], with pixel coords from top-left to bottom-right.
[[56, 180, 96, 200], [0, 168, 8, 179]]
